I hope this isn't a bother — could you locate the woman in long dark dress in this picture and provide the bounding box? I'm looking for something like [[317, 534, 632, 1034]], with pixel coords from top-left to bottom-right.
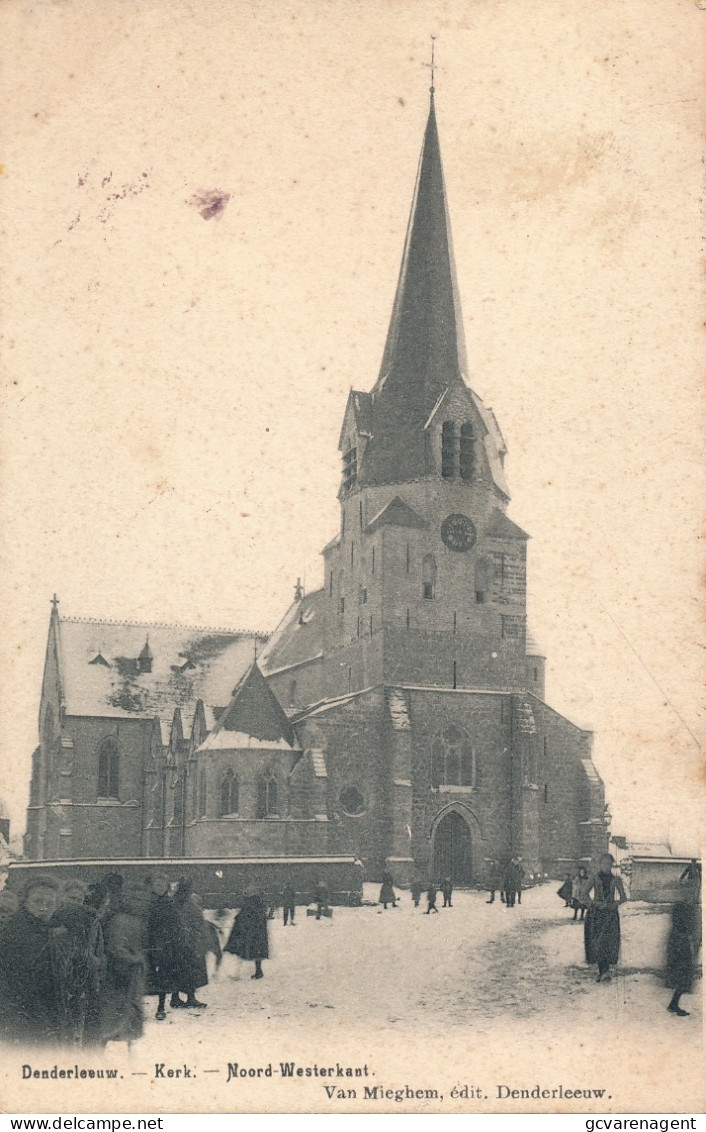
[[584, 853, 627, 982], [224, 890, 269, 979], [379, 870, 397, 909], [144, 872, 188, 1020]]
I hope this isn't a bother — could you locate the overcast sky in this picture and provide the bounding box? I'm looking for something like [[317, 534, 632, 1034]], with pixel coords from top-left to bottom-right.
[[1, 0, 703, 853]]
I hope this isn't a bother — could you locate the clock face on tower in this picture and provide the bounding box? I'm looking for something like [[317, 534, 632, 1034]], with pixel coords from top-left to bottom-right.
[[441, 513, 477, 552]]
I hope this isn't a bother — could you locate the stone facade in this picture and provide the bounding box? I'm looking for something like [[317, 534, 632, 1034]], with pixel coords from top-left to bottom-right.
[[24, 90, 607, 880]]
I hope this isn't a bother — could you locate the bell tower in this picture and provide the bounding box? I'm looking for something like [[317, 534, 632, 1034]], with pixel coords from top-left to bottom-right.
[[321, 89, 540, 701]]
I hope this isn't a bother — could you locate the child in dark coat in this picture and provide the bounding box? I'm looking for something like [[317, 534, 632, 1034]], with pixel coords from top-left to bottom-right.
[[425, 883, 439, 914]]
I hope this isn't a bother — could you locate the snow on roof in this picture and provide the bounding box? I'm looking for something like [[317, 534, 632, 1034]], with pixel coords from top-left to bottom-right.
[[197, 731, 297, 752], [57, 617, 266, 721], [259, 589, 326, 677]]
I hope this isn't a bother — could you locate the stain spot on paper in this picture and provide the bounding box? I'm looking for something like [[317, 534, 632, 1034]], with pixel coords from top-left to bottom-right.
[[190, 189, 231, 220]]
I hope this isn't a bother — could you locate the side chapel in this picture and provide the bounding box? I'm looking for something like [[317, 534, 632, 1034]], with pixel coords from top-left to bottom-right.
[[25, 89, 608, 882]]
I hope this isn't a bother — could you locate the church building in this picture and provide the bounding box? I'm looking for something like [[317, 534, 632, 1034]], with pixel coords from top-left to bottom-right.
[[25, 88, 608, 882]]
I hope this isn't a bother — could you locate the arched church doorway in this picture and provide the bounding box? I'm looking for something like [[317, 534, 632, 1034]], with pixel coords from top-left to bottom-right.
[[432, 811, 473, 886]]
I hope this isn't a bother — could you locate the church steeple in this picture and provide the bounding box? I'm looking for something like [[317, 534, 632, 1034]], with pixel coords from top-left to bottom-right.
[[359, 90, 470, 487]]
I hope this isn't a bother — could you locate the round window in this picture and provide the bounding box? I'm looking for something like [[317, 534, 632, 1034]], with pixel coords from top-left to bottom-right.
[[339, 785, 366, 816]]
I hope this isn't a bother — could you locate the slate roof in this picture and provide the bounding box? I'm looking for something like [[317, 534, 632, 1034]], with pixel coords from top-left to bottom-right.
[[340, 94, 509, 500], [485, 508, 529, 541], [201, 662, 297, 749], [56, 616, 266, 722], [338, 389, 373, 449], [362, 95, 470, 491], [366, 496, 428, 533], [259, 589, 326, 677]]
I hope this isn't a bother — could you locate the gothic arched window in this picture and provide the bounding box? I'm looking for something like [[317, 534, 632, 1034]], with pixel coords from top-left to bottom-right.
[[257, 772, 278, 818], [220, 769, 239, 816], [431, 725, 475, 788], [97, 737, 120, 799]]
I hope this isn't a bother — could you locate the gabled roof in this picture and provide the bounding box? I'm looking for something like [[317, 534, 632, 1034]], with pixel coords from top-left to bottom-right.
[[258, 588, 326, 678], [338, 389, 373, 449], [485, 508, 529, 541], [366, 496, 428, 533], [55, 615, 266, 722], [199, 662, 297, 751]]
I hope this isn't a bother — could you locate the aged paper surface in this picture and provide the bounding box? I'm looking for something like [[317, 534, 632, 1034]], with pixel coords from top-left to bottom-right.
[[0, 0, 703, 1116]]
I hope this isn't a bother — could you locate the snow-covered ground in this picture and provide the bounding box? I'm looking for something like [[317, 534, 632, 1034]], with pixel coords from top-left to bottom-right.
[[4, 883, 702, 1114], [141, 882, 701, 1042]]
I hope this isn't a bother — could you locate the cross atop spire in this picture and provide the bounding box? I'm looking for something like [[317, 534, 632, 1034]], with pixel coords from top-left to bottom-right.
[[51, 594, 60, 613], [428, 34, 437, 96]]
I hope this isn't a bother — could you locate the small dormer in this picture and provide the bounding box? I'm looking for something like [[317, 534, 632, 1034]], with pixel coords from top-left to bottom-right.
[[137, 636, 153, 674]]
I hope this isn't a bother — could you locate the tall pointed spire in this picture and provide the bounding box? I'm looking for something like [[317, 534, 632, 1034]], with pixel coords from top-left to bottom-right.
[[360, 84, 470, 486]]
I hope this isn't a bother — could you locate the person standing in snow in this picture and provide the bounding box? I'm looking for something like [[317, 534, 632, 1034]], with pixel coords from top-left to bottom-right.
[[584, 853, 627, 982], [224, 889, 269, 979], [441, 876, 453, 908], [379, 870, 397, 910], [571, 866, 591, 922], [665, 901, 696, 1017], [425, 882, 439, 914], [486, 859, 504, 904], [282, 882, 297, 926]]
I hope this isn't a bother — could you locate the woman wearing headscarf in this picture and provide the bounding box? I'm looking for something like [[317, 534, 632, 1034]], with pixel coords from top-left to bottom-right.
[[584, 853, 627, 982]]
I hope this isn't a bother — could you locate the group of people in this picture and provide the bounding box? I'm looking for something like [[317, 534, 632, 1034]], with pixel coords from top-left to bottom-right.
[[406, 876, 453, 913], [0, 870, 271, 1047], [1, 857, 700, 1044], [485, 858, 525, 907]]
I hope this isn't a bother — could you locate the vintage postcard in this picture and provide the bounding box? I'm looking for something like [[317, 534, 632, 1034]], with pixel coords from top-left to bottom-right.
[[0, 0, 703, 1117]]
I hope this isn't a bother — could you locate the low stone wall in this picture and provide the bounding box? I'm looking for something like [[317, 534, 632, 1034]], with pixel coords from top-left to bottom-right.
[[6, 855, 364, 909]]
